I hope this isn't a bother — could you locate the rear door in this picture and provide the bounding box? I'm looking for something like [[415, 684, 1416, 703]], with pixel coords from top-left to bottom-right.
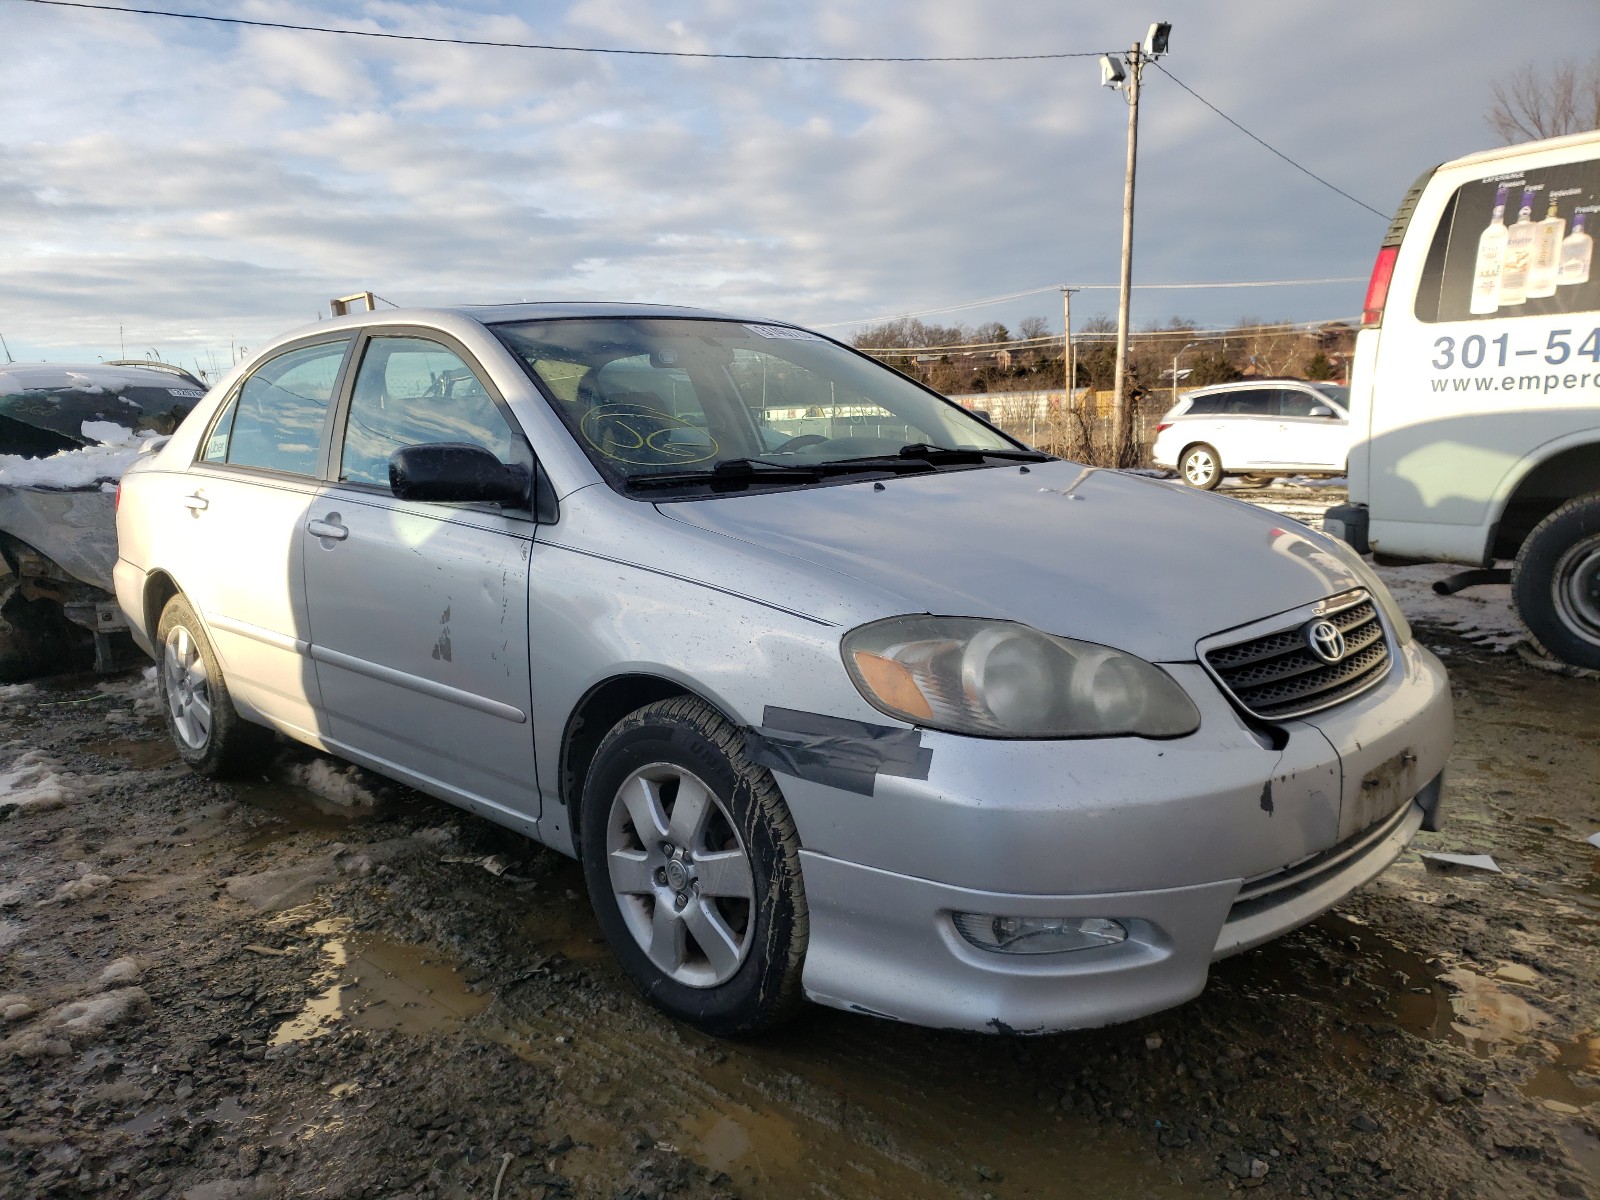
[[167, 336, 351, 739], [301, 330, 539, 823], [1211, 388, 1278, 468], [1272, 388, 1349, 470]]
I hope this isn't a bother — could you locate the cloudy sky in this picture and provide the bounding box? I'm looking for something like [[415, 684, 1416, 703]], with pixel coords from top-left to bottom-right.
[[2, 0, 1596, 372]]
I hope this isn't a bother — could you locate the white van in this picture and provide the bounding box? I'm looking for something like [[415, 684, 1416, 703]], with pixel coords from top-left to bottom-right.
[[1325, 130, 1600, 668]]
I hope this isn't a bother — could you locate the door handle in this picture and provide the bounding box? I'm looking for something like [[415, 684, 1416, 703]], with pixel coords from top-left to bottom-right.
[[182, 493, 208, 512], [306, 518, 348, 541]]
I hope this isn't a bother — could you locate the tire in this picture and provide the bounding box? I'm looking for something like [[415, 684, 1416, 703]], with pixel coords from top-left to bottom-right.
[[1179, 443, 1222, 490], [579, 696, 808, 1037], [156, 595, 275, 776], [1511, 493, 1600, 670], [1234, 474, 1273, 490]]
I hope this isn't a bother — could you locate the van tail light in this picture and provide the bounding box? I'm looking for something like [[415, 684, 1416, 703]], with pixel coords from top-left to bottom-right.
[[1361, 245, 1398, 327], [1156, 422, 1172, 433], [114, 483, 121, 512]]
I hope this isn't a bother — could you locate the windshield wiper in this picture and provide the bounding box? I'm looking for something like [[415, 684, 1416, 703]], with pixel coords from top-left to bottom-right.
[[623, 458, 823, 491], [894, 442, 1054, 463]]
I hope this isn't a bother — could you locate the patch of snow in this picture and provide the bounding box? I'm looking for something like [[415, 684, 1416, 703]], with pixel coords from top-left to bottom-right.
[[96, 666, 161, 716], [0, 922, 22, 952], [47, 874, 112, 904], [51, 986, 150, 1036], [80, 420, 137, 446], [98, 958, 142, 985], [0, 442, 143, 489], [287, 758, 383, 809], [1373, 563, 1524, 652], [0, 683, 37, 706], [0, 992, 34, 1022], [0, 750, 85, 811]]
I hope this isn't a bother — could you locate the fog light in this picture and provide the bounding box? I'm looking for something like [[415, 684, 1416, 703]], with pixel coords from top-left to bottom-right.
[[952, 913, 1128, 955]]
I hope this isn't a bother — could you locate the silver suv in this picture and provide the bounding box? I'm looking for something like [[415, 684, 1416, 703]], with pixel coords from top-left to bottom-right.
[[1152, 379, 1352, 489], [114, 304, 1450, 1037]]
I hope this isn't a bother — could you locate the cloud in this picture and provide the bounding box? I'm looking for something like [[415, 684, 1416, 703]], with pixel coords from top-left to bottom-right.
[[1, 0, 1593, 362]]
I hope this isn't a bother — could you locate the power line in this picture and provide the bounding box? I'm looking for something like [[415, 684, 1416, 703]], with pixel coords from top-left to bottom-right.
[[859, 317, 1359, 355], [1151, 64, 1388, 220], [12, 0, 1103, 61]]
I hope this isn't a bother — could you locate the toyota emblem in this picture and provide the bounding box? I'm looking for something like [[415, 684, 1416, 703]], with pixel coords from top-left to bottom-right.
[[1306, 619, 1347, 663]]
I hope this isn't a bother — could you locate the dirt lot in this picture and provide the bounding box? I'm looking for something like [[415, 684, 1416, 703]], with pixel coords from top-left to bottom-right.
[[1, 595, 1597, 1197]]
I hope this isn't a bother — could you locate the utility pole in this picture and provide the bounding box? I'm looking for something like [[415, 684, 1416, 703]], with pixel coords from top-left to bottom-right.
[[1060, 287, 1078, 408], [1111, 41, 1141, 467], [1101, 22, 1170, 468]]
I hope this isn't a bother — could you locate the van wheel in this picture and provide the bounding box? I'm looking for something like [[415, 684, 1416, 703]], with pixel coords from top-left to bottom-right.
[[156, 596, 275, 776], [579, 696, 808, 1037], [1180, 444, 1222, 490], [1511, 493, 1600, 670]]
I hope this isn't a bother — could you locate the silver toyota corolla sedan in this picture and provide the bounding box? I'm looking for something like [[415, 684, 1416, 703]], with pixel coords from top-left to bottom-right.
[[114, 303, 1452, 1037]]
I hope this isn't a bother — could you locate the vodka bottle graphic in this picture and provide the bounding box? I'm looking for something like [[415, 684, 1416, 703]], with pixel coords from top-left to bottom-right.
[[1526, 196, 1566, 298], [1470, 185, 1510, 314], [1497, 189, 1538, 306], [1558, 213, 1592, 286]]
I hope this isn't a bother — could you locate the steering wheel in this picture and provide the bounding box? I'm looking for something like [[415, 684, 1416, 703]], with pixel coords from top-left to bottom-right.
[[771, 434, 831, 454]]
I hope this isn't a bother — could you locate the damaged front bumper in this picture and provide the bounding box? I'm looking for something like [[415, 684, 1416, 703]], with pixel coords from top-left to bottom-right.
[[781, 643, 1451, 1034]]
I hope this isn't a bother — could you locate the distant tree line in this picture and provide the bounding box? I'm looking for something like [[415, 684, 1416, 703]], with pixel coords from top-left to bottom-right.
[[852, 315, 1353, 401]]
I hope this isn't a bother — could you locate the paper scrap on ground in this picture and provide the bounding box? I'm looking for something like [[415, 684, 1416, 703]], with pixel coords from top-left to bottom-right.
[[1418, 851, 1503, 873], [1587, 832, 1600, 849], [442, 854, 513, 877]]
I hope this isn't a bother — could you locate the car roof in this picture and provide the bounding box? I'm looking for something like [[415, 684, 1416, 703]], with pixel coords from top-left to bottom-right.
[[268, 300, 810, 351]]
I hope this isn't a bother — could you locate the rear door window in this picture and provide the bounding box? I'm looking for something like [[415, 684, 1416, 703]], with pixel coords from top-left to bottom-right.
[[213, 339, 349, 475], [1218, 390, 1275, 417]]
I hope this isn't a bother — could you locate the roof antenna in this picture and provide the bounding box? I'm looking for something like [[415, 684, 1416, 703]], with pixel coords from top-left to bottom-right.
[[0, 332, 12, 364]]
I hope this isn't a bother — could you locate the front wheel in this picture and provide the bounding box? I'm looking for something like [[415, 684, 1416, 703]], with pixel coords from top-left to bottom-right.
[[579, 696, 807, 1037], [1179, 443, 1222, 490], [156, 595, 275, 776], [1511, 493, 1600, 669]]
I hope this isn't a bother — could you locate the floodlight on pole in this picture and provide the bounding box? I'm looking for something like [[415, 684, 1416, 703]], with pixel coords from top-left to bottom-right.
[[1099, 55, 1126, 88], [1144, 22, 1171, 56]]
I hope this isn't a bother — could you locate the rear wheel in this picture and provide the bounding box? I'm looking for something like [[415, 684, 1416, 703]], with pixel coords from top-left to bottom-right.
[[1511, 493, 1600, 669], [1179, 443, 1222, 490], [579, 696, 807, 1037], [156, 595, 275, 776]]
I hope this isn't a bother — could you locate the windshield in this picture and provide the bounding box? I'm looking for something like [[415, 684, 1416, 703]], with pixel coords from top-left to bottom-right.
[[493, 317, 1028, 493]]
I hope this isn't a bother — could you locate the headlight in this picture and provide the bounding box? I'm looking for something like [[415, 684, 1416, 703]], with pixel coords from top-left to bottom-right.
[[842, 616, 1200, 738], [1318, 534, 1413, 645]]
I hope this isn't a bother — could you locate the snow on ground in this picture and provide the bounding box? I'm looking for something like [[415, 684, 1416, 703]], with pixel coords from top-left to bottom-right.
[[0, 751, 85, 811], [1371, 562, 1524, 653], [285, 758, 385, 809], [95, 665, 160, 717]]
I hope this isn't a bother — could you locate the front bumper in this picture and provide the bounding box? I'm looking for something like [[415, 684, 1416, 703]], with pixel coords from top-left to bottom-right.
[[786, 641, 1451, 1033], [799, 789, 1431, 1033]]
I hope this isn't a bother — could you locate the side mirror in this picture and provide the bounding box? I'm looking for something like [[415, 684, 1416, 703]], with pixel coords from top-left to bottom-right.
[[389, 443, 529, 507], [1308, 405, 1334, 418], [972, 408, 993, 424]]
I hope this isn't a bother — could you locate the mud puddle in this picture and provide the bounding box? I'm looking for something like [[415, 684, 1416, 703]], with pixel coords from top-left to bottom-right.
[[270, 916, 489, 1046], [230, 778, 371, 851], [82, 736, 179, 770]]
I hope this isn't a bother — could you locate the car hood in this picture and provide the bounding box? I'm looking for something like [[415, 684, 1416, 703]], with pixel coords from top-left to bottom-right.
[[654, 461, 1364, 661]]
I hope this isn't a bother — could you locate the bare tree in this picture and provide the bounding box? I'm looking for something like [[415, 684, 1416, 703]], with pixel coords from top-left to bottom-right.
[[1487, 54, 1600, 144], [1017, 316, 1050, 341]]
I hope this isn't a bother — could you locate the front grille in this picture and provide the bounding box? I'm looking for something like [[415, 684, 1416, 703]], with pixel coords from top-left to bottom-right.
[[1205, 593, 1391, 720]]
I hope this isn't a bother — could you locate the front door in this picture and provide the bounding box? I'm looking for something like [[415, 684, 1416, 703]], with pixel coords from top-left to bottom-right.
[[301, 332, 539, 823]]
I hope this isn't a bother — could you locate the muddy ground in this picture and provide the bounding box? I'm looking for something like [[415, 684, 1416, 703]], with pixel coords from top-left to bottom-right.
[[1, 615, 1597, 1198]]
